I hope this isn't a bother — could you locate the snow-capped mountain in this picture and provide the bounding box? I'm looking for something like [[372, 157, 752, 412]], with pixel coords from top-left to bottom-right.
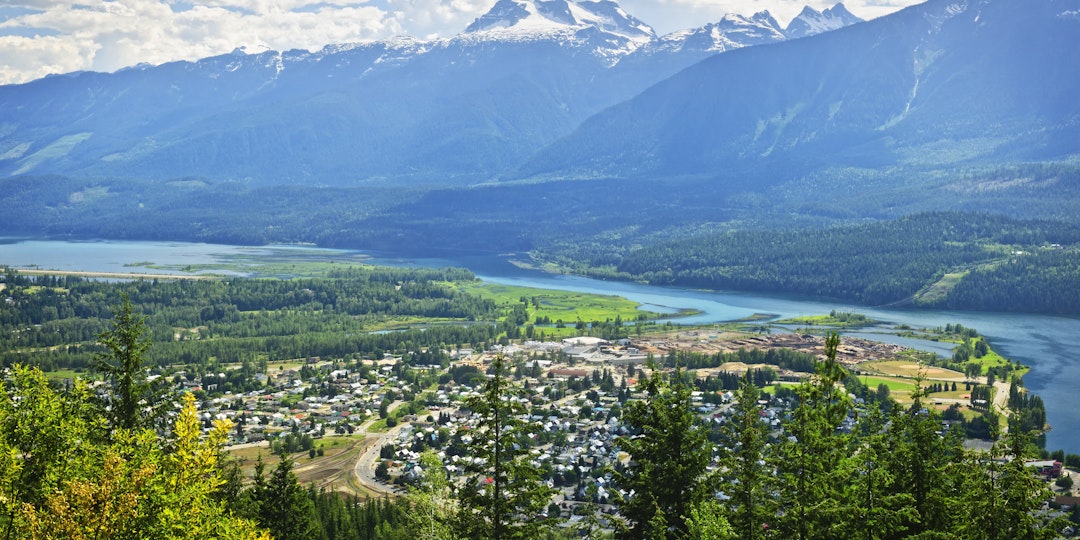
[[520, 0, 1080, 181], [647, 11, 787, 55], [784, 3, 864, 39], [459, 0, 657, 63], [464, 0, 654, 41], [0, 0, 863, 184]]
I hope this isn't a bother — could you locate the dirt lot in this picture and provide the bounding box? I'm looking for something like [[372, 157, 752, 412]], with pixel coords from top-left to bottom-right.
[[861, 359, 966, 381], [226, 435, 371, 495], [634, 331, 910, 367]]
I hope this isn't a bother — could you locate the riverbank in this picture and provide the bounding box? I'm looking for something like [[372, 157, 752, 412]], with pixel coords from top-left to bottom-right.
[[14, 269, 215, 280]]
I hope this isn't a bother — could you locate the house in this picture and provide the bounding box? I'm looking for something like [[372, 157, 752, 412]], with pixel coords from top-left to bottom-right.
[[550, 369, 589, 379], [1026, 460, 1063, 478], [1056, 495, 1080, 510]]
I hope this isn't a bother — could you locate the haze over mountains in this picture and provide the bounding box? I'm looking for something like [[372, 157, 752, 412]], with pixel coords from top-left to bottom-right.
[[0, 0, 861, 184], [0, 0, 1077, 252]]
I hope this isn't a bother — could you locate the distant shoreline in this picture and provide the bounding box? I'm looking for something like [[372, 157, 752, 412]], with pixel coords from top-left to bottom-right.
[[13, 269, 214, 280]]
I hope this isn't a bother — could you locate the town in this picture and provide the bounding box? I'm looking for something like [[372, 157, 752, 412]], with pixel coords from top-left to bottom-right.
[[170, 330, 1079, 532]]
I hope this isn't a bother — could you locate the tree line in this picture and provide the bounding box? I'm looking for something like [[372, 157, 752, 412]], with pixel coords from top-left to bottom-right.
[[0, 267, 500, 371], [534, 212, 1080, 313]]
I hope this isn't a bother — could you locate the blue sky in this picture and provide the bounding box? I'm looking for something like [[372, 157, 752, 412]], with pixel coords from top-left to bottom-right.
[[0, 0, 921, 85]]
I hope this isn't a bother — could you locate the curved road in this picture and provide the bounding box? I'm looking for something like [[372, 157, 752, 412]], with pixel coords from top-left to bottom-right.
[[352, 400, 408, 497], [353, 423, 408, 497]]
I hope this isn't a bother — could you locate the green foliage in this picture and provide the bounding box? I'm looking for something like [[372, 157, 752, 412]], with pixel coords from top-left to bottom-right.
[[957, 424, 1065, 540], [0, 366, 269, 539], [93, 295, 170, 432], [455, 355, 555, 540], [536, 212, 1080, 313], [684, 499, 733, 540], [773, 333, 852, 539], [717, 377, 774, 539], [405, 451, 458, 540], [307, 490, 411, 540], [249, 453, 319, 540], [613, 362, 713, 539], [0, 268, 498, 372]]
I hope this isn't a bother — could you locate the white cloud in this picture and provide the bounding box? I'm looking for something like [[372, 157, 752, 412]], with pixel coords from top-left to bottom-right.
[[0, 0, 922, 85], [0, 0, 401, 84], [0, 33, 94, 84], [384, 0, 491, 38]]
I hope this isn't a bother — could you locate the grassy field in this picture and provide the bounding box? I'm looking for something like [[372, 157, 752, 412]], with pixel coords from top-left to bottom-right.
[[43, 368, 86, 381], [914, 271, 967, 305], [138, 248, 375, 278], [965, 343, 1027, 377], [774, 312, 877, 328], [857, 375, 919, 396], [457, 282, 677, 325]]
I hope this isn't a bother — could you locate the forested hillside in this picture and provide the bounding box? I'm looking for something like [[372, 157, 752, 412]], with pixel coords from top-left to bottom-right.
[[0, 266, 498, 372], [535, 212, 1080, 313]]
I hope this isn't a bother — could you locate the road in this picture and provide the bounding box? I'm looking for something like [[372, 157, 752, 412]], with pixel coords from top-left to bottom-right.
[[992, 379, 1012, 433], [352, 400, 408, 497]]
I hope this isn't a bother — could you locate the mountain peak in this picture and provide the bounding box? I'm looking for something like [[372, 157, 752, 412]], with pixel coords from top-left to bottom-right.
[[785, 2, 864, 39], [718, 10, 783, 33], [464, 0, 655, 42]]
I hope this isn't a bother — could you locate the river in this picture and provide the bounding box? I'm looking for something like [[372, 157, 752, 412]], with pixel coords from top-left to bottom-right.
[[3, 239, 1079, 451]]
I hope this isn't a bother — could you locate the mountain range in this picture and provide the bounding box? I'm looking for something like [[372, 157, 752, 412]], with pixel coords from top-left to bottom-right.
[[0, 0, 861, 185], [520, 0, 1080, 182], [0, 0, 1078, 253]]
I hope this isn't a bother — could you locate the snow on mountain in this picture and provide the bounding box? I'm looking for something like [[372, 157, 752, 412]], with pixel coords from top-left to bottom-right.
[[784, 3, 864, 39], [463, 0, 655, 42], [649, 11, 786, 55], [0, 0, 871, 183]]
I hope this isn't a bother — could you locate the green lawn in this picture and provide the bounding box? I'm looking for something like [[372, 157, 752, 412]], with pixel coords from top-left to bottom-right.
[[774, 312, 877, 328], [857, 375, 919, 396], [456, 282, 675, 325]]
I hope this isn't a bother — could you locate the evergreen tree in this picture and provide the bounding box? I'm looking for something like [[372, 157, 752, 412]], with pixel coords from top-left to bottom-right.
[[455, 355, 554, 540], [957, 416, 1065, 539], [718, 376, 774, 539], [93, 295, 169, 432], [839, 406, 916, 540], [885, 374, 964, 536], [773, 333, 852, 540], [613, 362, 713, 539], [249, 453, 319, 540]]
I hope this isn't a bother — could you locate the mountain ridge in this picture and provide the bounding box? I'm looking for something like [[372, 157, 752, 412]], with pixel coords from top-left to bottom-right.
[[515, 0, 1080, 182], [0, 0, 864, 184]]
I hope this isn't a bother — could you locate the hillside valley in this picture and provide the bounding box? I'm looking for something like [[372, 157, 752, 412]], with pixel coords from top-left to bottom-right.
[[1, 0, 1079, 315]]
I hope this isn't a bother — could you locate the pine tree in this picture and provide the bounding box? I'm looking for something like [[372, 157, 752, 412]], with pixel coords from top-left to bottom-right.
[[250, 453, 319, 540], [455, 354, 554, 540], [957, 416, 1066, 539], [718, 376, 774, 540], [773, 332, 852, 540], [93, 295, 170, 432], [838, 406, 916, 540], [613, 361, 713, 539], [885, 374, 964, 536]]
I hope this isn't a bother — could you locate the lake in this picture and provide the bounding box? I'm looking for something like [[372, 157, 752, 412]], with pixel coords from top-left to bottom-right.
[[3, 239, 1080, 451]]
